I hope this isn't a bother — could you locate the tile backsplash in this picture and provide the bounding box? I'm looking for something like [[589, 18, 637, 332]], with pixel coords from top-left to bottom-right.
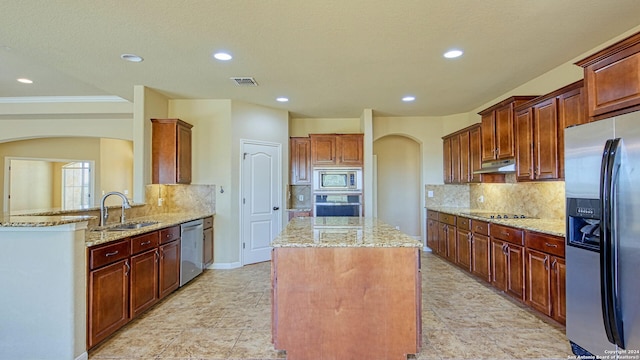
[[289, 185, 312, 209], [426, 180, 565, 220]]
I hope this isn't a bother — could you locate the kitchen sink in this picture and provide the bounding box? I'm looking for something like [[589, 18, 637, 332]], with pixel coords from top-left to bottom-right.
[[93, 221, 159, 231]]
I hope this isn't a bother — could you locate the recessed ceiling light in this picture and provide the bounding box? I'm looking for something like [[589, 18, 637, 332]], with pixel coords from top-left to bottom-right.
[[276, 97, 289, 102], [120, 54, 144, 62], [444, 49, 463, 59], [17, 78, 33, 84], [213, 52, 233, 61], [402, 96, 416, 102]]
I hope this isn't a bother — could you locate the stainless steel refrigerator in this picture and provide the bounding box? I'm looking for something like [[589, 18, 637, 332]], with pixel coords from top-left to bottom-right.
[[565, 112, 640, 358]]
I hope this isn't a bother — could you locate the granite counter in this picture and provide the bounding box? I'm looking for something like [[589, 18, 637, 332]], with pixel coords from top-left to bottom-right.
[[427, 207, 565, 237], [272, 216, 423, 248]]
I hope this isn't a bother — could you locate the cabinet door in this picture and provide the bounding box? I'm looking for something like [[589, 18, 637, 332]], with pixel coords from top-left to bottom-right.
[[491, 239, 508, 292], [437, 223, 447, 256], [495, 104, 516, 159], [203, 226, 214, 267], [450, 135, 461, 184], [130, 249, 159, 319], [159, 239, 180, 299], [471, 233, 491, 282], [481, 112, 496, 161], [469, 125, 483, 183], [526, 249, 552, 316], [506, 244, 525, 301], [290, 137, 312, 185], [558, 86, 586, 178], [337, 134, 363, 166], [176, 123, 192, 184], [459, 131, 471, 183], [445, 225, 457, 263], [456, 228, 472, 271], [533, 98, 559, 180], [88, 259, 129, 348], [515, 108, 534, 181], [552, 257, 566, 324], [442, 137, 452, 183], [311, 135, 337, 166], [427, 219, 438, 252]]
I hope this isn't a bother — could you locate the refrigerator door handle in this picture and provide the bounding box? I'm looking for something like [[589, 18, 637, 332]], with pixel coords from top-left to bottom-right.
[[599, 137, 625, 349]]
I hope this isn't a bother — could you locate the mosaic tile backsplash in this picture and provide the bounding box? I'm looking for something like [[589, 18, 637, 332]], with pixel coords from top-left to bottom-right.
[[426, 181, 565, 220]]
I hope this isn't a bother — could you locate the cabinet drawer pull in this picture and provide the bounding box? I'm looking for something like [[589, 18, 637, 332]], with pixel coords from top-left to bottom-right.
[[502, 231, 509, 236], [544, 242, 558, 248], [105, 251, 119, 257], [544, 257, 549, 270], [125, 260, 130, 275], [140, 241, 151, 246]]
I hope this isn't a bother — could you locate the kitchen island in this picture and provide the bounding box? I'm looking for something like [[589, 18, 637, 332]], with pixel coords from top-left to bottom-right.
[[271, 217, 422, 360]]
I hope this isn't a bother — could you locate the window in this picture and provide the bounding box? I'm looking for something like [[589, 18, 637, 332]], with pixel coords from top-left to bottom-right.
[[62, 162, 92, 209]]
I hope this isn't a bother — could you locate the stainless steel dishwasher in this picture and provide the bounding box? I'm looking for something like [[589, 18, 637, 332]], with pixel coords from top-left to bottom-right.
[[180, 219, 204, 286]]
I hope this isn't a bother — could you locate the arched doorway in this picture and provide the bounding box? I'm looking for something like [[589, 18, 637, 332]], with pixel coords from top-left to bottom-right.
[[373, 135, 421, 238]]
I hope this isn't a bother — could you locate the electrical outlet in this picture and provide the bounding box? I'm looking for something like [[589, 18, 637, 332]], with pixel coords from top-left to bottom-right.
[[395, 226, 400, 230], [158, 198, 164, 206], [478, 195, 484, 203], [428, 190, 434, 198], [298, 195, 304, 202]]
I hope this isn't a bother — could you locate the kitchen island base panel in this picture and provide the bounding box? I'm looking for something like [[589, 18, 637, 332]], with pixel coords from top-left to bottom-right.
[[272, 247, 421, 360]]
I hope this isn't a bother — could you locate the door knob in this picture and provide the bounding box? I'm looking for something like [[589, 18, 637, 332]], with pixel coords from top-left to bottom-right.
[[273, 206, 280, 210]]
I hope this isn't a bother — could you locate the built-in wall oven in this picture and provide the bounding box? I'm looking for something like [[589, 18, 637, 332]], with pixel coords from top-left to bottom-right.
[[314, 193, 362, 217], [312, 168, 363, 217]]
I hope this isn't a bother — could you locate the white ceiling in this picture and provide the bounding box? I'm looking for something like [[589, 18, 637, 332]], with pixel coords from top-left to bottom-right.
[[1, 1, 640, 118]]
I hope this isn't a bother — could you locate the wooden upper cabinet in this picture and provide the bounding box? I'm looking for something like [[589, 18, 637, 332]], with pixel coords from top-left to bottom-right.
[[290, 137, 312, 185], [468, 125, 483, 183], [310, 134, 363, 167], [479, 96, 538, 162], [459, 131, 471, 183], [337, 134, 364, 166], [151, 118, 193, 184], [514, 80, 584, 182], [515, 108, 534, 181], [576, 31, 640, 119], [442, 136, 452, 184], [534, 99, 559, 180]]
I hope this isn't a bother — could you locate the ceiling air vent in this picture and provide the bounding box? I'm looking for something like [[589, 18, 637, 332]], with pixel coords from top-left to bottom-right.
[[230, 77, 258, 86]]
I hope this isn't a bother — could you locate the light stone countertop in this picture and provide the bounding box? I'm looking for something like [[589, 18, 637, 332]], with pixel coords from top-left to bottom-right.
[[272, 217, 423, 248], [427, 207, 565, 237], [1, 211, 215, 247]]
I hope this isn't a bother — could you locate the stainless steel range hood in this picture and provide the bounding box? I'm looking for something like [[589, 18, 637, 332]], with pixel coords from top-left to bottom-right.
[[473, 158, 516, 174]]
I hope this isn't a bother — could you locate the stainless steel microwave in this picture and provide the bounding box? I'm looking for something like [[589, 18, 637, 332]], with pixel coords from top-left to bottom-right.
[[313, 168, 362, 192]]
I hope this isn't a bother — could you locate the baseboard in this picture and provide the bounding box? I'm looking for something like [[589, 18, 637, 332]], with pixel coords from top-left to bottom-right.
[[423, 246, 432, 252], [75, 352, 88, 360], [208, 262, 242, 270]]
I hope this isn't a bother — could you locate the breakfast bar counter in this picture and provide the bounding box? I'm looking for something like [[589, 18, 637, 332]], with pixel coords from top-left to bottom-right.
[[271, 217, 422, 360]]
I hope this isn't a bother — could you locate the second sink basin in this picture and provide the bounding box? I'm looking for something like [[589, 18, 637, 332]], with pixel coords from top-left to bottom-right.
[[98, 221, 159, 231]]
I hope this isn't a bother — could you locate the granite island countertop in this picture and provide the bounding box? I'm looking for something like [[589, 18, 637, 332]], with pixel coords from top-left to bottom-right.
[[427, 207, 565, 237], [272, 216, 422, 248]]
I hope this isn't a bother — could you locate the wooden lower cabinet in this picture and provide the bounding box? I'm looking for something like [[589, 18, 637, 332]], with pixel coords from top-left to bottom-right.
[[88, 259, 129, 349], [525, 231, 566, 324], [130, 249, 159, 318], [491, 239, 508, 291], [506, 244, 525, 301], [159, 239, 181, 299], [471, 221, 491, 283], [456, 217, 472, 271], [203, 216, 214, 267], [490, 224, 525, 302], [426, 212, 439, 252]]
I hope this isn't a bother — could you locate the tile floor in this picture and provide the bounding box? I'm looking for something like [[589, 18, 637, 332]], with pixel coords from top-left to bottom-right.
[[88, 252, 572, 360]]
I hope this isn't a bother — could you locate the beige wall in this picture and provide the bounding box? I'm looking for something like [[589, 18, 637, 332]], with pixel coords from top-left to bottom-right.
[[289, 117, 361, 136], [100, 138, 134, 200], [9, 160, 54, 211], [373, 135, 421, 236]]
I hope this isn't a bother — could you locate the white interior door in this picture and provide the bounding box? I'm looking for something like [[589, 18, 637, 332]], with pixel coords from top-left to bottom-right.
[[241, 141, 281, 265]]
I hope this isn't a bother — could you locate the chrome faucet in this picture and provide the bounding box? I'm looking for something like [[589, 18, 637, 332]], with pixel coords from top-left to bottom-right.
[[100, 191, 132, 227]]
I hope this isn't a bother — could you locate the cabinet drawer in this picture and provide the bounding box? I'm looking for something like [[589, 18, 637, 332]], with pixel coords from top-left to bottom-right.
[[427, 210, 439, 220], [490, 224, 524, 246], [89, 239, 130, 270], [203, 216, 214, 229], [160, 225, 181, 244], [131, 231, 159, 255], [457, 217, 471, 231], [472, 221, 489, 235], [526, 232, 565, 257], [438, 212, 456, 226]]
